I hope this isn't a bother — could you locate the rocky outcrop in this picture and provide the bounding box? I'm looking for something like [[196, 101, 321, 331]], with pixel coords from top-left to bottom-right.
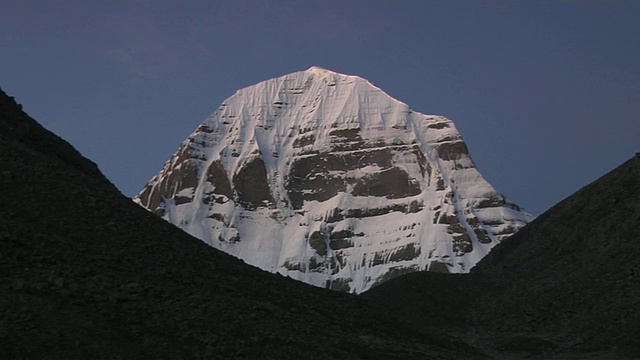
[[135, 67, 533, 293]]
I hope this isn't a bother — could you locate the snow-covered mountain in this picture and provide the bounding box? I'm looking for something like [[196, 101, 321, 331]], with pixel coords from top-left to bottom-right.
[[135, 67, 533, 293]]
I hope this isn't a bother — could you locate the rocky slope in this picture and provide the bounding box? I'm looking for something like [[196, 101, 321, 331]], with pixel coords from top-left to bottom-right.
[[136, 67, 533, 293], [365, 153, 640, 359], [471, 153, 640, 356]]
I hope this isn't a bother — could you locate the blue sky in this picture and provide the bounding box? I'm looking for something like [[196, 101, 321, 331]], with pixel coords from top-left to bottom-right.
[[1, 1, 638, 215]]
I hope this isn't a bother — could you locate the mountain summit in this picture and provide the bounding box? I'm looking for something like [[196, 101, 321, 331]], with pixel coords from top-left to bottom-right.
[[136, 67, 533, 293]]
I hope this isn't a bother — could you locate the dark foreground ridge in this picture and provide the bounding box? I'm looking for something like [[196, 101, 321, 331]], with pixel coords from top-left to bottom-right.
[[366, 154, 640, 358], [2, 87, 639, 359], [0, 88, 482, 359]]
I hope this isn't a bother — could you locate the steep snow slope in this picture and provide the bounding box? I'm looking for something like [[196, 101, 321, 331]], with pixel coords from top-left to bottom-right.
[[136, 67, 533, 293]]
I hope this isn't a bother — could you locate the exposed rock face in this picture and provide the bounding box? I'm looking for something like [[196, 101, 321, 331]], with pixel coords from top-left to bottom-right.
[[136, 67, 533, 293]]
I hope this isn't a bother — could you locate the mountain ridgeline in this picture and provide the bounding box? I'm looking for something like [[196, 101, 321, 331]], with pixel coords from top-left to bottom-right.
[[135, 67, 533, 293], [2, 85, 639, 358], [366, 153, 640, 357]]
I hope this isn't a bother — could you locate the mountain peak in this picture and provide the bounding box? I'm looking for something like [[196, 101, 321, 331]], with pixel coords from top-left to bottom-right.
[[306, 65, 330, 73], [302, 66, 364, 84], [136, 69, 533, 293]]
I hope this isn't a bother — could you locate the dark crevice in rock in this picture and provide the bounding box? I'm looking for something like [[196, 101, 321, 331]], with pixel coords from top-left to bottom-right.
[[352, 167, 421, 199], [435, 141, 470, 161], [292, 134, 315, 148], [233, 157, 275, 210], [308, 230, 327, 256], [206, 160, 233, 199]]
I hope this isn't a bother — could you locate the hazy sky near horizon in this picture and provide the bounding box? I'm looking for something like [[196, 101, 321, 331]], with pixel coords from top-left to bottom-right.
[[1, 1, 638, 216]]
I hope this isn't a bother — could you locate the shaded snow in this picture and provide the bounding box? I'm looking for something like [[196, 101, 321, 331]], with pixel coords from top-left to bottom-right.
[[136, 67, 534, 293]]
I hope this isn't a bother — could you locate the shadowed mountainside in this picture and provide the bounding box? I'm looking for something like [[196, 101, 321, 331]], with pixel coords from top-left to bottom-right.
[[472, 153, 640, 355], [365, 153, 640, 359], [0, 88, 480, 359], [3, 86, 638, 359]]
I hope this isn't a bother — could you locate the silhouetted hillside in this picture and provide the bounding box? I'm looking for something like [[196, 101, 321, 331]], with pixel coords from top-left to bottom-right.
[[473, 154, 640, 355], [366, 154, 640, 359], [0, 87, 479, 359], [4, 86, 638, 360]]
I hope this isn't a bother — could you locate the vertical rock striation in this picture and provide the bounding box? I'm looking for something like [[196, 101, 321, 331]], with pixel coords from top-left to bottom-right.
[[136, 67, 533, 293]]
